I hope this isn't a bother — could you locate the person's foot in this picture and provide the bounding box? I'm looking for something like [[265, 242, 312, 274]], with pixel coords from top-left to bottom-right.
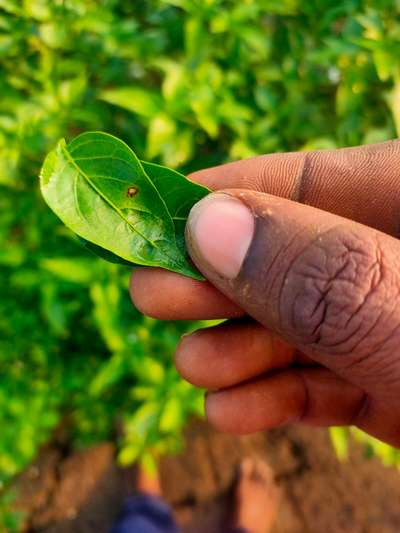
[[231, 457, 280, 533], [136, 463, 162, 497], [121, 462, 162, 498]]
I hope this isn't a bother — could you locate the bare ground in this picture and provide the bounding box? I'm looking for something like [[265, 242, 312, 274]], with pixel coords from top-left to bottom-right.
[[15, 421, 400, 533]]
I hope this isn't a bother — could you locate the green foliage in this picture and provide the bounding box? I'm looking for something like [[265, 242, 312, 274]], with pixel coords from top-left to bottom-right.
[[1, 0, 400, 519], [0, 491, 24, 533], [331, 427, 400, 466], [40, 131, 208, 278]]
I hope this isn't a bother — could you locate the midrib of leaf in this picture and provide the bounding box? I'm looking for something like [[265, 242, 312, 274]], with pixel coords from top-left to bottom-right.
[[61, 143, 183, 267], [74, 155, 137, 162], [73, 172, 85, 222]]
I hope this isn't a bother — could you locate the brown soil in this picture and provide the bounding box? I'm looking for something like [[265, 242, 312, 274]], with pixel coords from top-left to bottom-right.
[[15, 421, 400, 533]]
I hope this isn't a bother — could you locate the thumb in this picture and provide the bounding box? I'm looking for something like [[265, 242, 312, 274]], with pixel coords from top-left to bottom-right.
[[185, 190, 400, 396]]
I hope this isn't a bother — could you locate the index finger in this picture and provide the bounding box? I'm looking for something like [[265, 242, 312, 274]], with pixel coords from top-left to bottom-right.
[[131, 140, 400, 320], [191, 139, 400, 236]]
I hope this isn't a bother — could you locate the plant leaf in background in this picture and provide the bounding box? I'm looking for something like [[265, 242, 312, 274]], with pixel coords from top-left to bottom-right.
[[40, 132, 209, 280], [99, 87, 163, 118]]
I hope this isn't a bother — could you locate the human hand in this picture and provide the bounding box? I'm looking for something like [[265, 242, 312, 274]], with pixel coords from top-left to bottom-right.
[[130, 140, 400, 447]]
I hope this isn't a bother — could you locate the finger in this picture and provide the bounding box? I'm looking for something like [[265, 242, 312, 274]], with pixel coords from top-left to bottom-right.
[[130, 267, 243, 320], [186, 190, 400, 400], [190, 140, 400, 236], [205, 368, 365, 434], [132, 141, 400, 319], [352, 399, 400, 448], [176, 320, 315, 389]]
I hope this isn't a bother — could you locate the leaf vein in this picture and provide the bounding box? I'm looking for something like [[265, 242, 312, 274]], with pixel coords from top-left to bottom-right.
[[61, 143, 183, 268]]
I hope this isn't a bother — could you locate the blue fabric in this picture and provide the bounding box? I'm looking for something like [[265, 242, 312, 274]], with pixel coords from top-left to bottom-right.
[[110, 493, 250, 533], [110, 494, 180, 533]]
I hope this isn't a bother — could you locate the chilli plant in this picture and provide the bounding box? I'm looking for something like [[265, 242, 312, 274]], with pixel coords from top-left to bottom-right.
[[1, 0, 400, 528]]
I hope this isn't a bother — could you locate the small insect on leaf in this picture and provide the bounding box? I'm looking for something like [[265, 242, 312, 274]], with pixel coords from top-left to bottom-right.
[[127, 186, 138, 198]]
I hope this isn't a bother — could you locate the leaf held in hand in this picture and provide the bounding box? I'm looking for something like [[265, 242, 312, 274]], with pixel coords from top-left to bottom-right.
[[40, 132, 209, 279]]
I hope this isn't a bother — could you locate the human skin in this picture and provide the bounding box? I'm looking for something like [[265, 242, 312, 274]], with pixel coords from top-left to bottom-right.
[[130, 140, 400, 447]]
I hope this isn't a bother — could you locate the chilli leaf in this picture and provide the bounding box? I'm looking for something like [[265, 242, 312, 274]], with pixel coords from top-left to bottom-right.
[[40, 132, 209, 279], [78, 238, 136, 267], [141, 161, 209, 253]]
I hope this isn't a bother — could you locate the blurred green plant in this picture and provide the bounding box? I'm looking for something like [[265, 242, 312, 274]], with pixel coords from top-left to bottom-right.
[[0, 491, 23, 533], [330, 427, 400, 466], [1, 0, 400, 522]]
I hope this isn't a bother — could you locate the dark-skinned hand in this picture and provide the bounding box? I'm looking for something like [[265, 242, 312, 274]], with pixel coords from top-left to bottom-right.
[[130, 140, 400, 447]]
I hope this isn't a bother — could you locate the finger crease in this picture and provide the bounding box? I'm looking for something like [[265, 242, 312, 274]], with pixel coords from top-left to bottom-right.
[[293, 369, 310, 423], [349, 391, 371, 427], [292, 151, 313, 203]]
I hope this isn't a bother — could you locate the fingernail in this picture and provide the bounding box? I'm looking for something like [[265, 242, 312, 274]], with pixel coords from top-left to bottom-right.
[[186, 193, 255, 279]]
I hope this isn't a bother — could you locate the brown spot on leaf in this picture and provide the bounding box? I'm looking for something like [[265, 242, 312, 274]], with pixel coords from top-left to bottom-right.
[[127, 186, 138, 198]]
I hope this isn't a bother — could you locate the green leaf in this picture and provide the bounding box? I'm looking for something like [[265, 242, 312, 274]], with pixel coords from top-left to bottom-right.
[[89, 352, 127, 396], [388, 79, 400, 137], [132, 356, 165, 386], [79, 238, 136, 267], [140, 451, 158, 476], [373, 48, 393, 82], [142, 161, 209, 252], [0, 0, 22, 15], [99, 87, 162, 118], [40, 132, 207, 279], [146, 114, 176, 159], [159, 397, 183, 433], [118, 442, 142, 466], [40, 257, 94, 284], [125, 401, 160, 437], [329, 427, 349, 460]]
